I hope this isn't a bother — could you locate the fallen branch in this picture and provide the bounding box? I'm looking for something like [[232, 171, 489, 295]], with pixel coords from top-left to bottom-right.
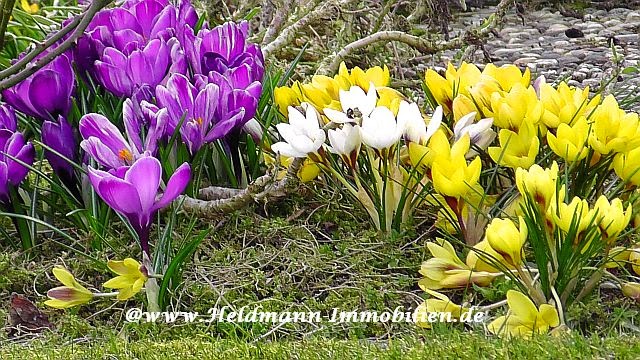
[[0, 0, 112, 91], [261, 0, 324, 57], [262, 0, 295, 45], [179, 158, 303, 218], [316, 0, 514, 75]]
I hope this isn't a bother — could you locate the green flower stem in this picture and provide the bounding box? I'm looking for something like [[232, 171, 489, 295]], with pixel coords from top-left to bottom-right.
[[7, 187, 33, 251], [516, 266, 547, 306], [143, 253, 161, 312]]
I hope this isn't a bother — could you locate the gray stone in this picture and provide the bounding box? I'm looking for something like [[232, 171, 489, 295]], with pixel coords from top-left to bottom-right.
[[546, 23, 569, 35], [535, 59, 559, 67], [514, 57, 539, 66], [583, 79, 601, 88], [567, 80, 581, 87], [559, 56, 581, 65], [572, 71, 588, 81], [604, 19, 623, 27], [567, 49, 587, 59], [616, 34, 640, 43], [627, 11, 640, 23], [553, 40, 570, 47], [494, 48, 524, 57]]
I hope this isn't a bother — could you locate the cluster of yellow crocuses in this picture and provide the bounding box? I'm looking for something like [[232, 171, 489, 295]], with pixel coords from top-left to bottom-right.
[[271, 61, 640, 338], [416, 62, 640, 337], [45, 258, 148, 309]]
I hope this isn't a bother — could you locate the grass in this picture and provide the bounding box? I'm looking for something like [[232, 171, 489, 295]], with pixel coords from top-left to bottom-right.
[[1, 332, 639, 359], [0, 188, 638, 359]]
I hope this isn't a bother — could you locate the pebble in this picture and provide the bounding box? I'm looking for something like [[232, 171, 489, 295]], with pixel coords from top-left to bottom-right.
[[546, 24, 569, 35], [572, 71, 587, 81], [627, 11, 640, 23]]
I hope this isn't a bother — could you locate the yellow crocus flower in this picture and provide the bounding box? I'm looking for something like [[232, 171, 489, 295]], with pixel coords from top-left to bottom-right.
[[547, 119, 589, 162], [424, 62, 482, 114], [45, 267, 94, 309], [452, 94, 479, 122], [515, 162, 558, 211], [604, 246, 631, 269], [630, 248, 640, 276], [489, 84, 543, 130], [593, 196, 632, 242], [337, 62, 391, 91], [588, 95, 640, 155], [553, 196, 595, 234], [485, 217, 528, 267], [539, 82, 600, 128], [481, 63, 531, 92], [431, 134, 482, 199], [621, 282, 640, 302], [21, 0, 39, 14], [419, 239, 499, 290], [613, 147, 640, 186], [415, 289, 469, 328], [103, 258, 148, 301], [408, 129, 450, 172], [488, 121, 539, 169], [488, 290, 560, 338], [466, 239, 514, 272], [274, 84, 302, 117]]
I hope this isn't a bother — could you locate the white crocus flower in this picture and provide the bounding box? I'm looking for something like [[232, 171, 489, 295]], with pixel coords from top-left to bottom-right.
[[271, 103, 326, 158], [454, 112, 496, 158], [324, 83, 377, 124], [360, 106, 406, 151], [401, 102, 443, 144], [327, 123, 361, 167]]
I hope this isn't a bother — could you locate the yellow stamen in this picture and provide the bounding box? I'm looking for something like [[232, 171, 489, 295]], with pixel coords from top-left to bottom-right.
[[118, 149, 133, 162]]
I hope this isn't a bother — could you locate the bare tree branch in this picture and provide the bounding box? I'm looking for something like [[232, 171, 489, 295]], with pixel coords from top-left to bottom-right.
[[179, 159, 303, 218], [261, 0, 338, 58], [262, 0, 294, 45], [0, 0, 17, 50], [0, 0, 112, 91], [316, 0, 514, 75], [0, 12, 83, 79]]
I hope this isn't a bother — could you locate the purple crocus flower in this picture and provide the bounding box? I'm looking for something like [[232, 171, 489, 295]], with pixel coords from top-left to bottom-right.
[[207, 71, 261, 132], [42, 116, 78, 187], [1, 54, 75, 121], [79, 106, 167, 170], [156, 73, 231, 154], [0, 130, 35, 204], [185, 21, 264, 82], [124, 97, 168, 155], [94, 38, 180, 98], [88, 156, 191, 253], [183, 21, 264, 133], [76, 0, 195, 87], [0, 105, 17, 132]]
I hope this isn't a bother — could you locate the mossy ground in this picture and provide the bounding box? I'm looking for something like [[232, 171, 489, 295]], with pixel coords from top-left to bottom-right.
[[0, 187, 638, 358]]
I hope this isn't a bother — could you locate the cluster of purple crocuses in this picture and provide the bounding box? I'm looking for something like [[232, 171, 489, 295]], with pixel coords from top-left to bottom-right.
[[0, 0, 264, 254], [0, 105, 34, 207]]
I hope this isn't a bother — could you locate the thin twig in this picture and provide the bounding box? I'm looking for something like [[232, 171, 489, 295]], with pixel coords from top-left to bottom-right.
[[0, 0, 17, 50], [262, 0, 294, 44], [0, 11, 83, 79], [0, 0, 112, 91], [316, 0, 514, 75]]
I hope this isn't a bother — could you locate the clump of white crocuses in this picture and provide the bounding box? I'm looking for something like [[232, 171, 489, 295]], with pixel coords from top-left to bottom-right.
[[270, 84, 495, 233]]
